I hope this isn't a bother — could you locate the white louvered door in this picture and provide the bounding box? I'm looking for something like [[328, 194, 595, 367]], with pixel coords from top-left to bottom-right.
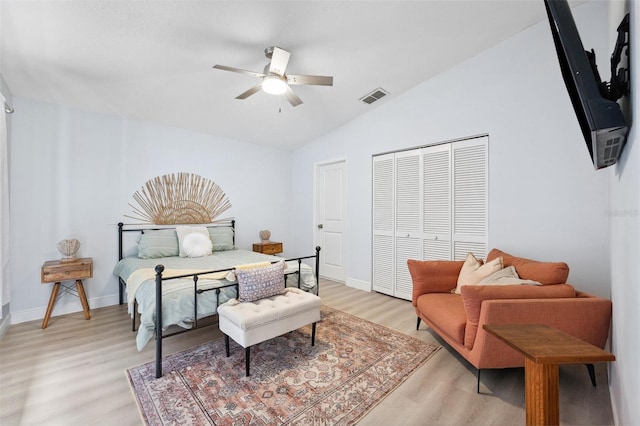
[[452, 136, 488, 260], [423, 144, 452, 260], [394, 149, 422, 300], [372, 154, 395, 295], [371, 136, 487, 300]]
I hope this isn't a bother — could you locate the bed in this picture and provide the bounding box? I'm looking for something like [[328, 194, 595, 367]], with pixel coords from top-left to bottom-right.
[[113, 221, 320, 377]]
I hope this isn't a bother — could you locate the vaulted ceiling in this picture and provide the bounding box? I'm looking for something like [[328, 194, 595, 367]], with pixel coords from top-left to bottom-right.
[[1, 1, 561, 149]]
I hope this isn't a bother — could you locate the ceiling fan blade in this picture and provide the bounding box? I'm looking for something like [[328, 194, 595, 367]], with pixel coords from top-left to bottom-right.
[[268, 47, 291, 76], [235, 84, 263, 100], [286, 74, 334, 86], [284, 86, 303, 107], [213, 64, 264, 79]]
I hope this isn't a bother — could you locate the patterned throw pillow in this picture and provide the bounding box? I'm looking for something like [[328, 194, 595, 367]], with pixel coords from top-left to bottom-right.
[[236, 261, 287, 302]]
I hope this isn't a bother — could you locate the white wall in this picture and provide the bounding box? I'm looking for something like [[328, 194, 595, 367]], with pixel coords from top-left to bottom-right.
[[9, 98, 293, 323], [0, 73, 12, 335], [292, 1, 611, 297], [608, 0, 639, 423]]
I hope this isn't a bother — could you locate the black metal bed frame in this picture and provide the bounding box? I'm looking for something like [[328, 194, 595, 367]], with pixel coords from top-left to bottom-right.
[[117, 221, 321, 378]]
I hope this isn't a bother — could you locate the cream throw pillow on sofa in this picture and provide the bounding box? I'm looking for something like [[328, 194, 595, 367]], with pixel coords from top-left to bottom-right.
[[454, 252, 503, 294], [476, 265, 541, 286]]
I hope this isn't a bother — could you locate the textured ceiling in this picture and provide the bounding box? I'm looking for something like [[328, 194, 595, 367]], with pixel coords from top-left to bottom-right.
[[1, 1, 555, 150]]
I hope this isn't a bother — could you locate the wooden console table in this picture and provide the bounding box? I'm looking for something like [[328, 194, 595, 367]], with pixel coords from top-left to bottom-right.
[[483, 323, 614, 426], [41, 258, 93, 329]]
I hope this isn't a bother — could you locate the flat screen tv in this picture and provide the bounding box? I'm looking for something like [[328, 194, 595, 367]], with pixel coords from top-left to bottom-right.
[[544, 0, 628, 170]]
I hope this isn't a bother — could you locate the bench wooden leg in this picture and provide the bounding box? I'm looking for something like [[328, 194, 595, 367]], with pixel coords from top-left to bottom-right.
[[225, 335, 230, 357]]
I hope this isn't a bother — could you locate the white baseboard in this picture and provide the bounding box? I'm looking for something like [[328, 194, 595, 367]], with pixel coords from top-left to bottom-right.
[[10, 294, 120, 325], [346, 278, 371, 292]]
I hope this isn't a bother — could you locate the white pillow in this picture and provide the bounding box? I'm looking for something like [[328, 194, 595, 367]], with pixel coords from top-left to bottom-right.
[[454, 252, 503, 294], [181, 232, 213, 258], [176, 226, 211, 257]]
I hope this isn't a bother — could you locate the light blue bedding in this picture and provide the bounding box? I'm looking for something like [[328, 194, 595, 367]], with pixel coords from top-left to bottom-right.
[[113, 249, 317, 350]]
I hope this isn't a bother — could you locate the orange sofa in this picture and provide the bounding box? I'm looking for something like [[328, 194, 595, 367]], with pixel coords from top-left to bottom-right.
[[408, 248, 612, 390]]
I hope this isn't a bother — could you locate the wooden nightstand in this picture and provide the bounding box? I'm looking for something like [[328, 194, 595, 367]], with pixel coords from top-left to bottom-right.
[[252, 242, 283, 255], [41, 257, 93, 329]]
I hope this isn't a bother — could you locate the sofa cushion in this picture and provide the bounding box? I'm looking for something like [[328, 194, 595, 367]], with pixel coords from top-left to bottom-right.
[[416, 293, 467, 345], [454, 253, 503, 294], [476, 266, 541, 286], [486, 249, 569, 285], [408, 259, 465, 300], [461, 283, 576, 349]]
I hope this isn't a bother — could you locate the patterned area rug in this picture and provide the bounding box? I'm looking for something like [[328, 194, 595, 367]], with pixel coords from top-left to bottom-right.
[[126, 306, 441, 425]]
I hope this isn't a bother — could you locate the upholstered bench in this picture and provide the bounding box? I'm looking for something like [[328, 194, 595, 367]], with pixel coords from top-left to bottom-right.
[[218, 287, 321, 376]]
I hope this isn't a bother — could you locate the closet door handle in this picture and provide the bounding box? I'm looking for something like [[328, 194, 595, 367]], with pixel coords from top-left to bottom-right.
[[318, 224, 323, 229]]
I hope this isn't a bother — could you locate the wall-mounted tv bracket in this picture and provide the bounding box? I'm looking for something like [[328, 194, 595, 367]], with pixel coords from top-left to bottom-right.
[[606, 13, 630, 101]]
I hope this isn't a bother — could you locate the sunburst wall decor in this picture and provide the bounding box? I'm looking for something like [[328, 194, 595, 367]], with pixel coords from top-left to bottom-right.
[[126, 173, 232, 225]]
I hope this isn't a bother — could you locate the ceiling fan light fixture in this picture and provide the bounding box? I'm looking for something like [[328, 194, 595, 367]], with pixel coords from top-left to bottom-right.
[[262, 76, 288, 95]]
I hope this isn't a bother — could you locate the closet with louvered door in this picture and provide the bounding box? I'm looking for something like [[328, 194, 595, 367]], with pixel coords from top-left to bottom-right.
[[451, 137, 488, 259], [372, 153, 395, 296], [423, 143, 452, 260], [372, 136, 488, 300], [393, 149, 422, 300]]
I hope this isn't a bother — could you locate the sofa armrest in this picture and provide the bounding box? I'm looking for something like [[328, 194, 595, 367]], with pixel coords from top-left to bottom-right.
[[473, 297, 612, 368], [461, 284, 576, 349], [408, 259, 464, 306]]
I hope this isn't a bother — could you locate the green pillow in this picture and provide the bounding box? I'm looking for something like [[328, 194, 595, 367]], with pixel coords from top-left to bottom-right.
[[208, 227, 235, 251], [137, 229, 179, 259]]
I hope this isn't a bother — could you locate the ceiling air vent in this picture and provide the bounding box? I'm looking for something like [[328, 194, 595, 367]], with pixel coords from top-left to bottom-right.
[[360, 88, 389, 104]]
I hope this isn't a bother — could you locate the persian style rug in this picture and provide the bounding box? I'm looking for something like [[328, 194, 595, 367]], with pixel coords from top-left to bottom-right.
[[126, 306, 441, 425]]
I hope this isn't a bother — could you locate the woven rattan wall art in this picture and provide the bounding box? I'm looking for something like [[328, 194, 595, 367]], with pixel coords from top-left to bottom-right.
[[126, 173, 232, 225]]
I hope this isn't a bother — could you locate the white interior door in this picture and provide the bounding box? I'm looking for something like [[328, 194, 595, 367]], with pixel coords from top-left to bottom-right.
[[315, 160, 347, 282]]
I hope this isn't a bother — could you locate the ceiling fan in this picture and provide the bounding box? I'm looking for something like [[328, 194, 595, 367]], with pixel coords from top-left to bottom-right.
[[213, 46, 333, 107]]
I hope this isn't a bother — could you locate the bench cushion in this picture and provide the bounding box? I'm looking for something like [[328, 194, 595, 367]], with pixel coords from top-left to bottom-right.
[[219, 288, 321, 331]]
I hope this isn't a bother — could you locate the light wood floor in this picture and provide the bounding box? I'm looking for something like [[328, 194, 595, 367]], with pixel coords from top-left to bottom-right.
[[0, 279, 613, 425]]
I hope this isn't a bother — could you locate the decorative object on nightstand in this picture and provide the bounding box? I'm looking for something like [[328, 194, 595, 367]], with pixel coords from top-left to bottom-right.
[[56, 238, 80, 262], [253, 241, 283, 255], [41, 257, 93, 329], [259, 230, 271, 242]]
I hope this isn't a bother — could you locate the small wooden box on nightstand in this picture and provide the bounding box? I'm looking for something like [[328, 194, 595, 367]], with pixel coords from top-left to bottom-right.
[[41, 257, 93, 329], [252, 242, 283, 255]]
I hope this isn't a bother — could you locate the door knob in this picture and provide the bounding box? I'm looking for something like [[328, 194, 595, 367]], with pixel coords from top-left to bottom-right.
[[318, 224, 323, 229]]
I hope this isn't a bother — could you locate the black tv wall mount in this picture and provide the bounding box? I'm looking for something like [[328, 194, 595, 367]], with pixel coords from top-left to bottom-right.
[[602, 13, 629, 102]]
